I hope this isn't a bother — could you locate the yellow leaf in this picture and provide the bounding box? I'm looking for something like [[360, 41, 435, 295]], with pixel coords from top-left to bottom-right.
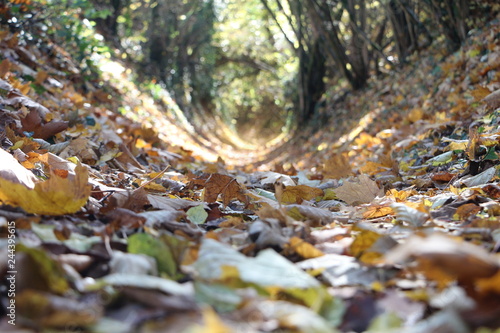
[[287, 236, 324, 259], [279, 185, 324, 204], [447, 141, 468, 151], [350, 223, 397, 265], [387, 188, 416, 201], [323, 188, 338, 200], [350, 228, 381, 258], [191, 307, 232, 333], [394, 94, 404, 103], [407, 108, 424, 123], [359, 161, 388, 175], [286, 206, 306, 220], [143, 182, 166, 192], [0, 151, 91, 215]]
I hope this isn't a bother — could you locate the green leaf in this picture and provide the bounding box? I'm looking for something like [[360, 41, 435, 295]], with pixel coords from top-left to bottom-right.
[[187, 204, 208, 224], [190, 239, 344, 325], [484, 146, 499, 160], [128, 233, 177, 279]]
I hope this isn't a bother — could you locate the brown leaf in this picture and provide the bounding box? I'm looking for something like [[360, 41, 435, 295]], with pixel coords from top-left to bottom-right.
[[466, 123, 481, 161], [471, 86, 491, 101], [323, 153, 353, 179], [196, 173, 247, 206], [0, 59, 11, 78], [35, 70, 48, 85], [483, 89, 500, 109], [454, 203, 481, 220], [482, 184, 500, 199], [431, 172, 456, 183], [385, 234, 499, 287], [105, 207, 146, 231], [334, 174, 384, 205]]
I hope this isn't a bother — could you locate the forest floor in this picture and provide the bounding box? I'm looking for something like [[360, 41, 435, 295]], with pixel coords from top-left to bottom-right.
[[1, 14, 500, 333]]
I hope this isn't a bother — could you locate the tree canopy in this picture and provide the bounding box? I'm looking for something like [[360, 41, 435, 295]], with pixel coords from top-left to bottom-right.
[[7, 0, 494, 140]]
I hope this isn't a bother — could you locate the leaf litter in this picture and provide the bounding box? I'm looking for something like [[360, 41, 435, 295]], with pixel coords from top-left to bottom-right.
[[1, 13, 500, 333]]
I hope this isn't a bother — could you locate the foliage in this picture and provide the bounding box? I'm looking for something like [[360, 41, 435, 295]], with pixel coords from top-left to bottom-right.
[[213, 0, 297, 140], [1, 0, 112, 77], [1, 6, 500, 332]]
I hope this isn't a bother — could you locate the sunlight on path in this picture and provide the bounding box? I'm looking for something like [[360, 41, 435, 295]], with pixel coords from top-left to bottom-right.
[[99, 58, 291, 168]]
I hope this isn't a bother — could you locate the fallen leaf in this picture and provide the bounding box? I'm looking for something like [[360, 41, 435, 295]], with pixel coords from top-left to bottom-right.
[[127, 232, 178, 278], [334, 174, 383, 205], [362, 205, 394, 219], [470, 86, 491, 101], [195, 173, 248, 206], [187, 204, 209, 224], [391, 202, 428, 227], [483, 88, 500, 109], [286, 236, 324, 259], [277, 184, 324, 204], [385, 234, 499, 287], [323, 153, 353, 179], [0, 59, 11, 78], [0, 149, 91, 215], [17, 290, 102, 328]]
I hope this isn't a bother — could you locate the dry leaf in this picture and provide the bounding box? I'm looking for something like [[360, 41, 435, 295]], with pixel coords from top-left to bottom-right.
[[391, 202, 428, 227], [277, 184, 323, 204], [0, 59, 11, 78], [349, 224, 396, 264], [287, 236, 324, 259], [362, 205, 394, 219], [195, 173, 247, 206], [470, 86, 491, 101], [35, 70, 48, 85], [334, 174, 383, 205], [323, 153, 353, 179], [385, 234, 499, 287], [0, 149, 91, 215], [483, 89, 500, 109]]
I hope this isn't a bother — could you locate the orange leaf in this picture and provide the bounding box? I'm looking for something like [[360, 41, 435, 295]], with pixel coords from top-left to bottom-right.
[[362, 205, 393, 219]]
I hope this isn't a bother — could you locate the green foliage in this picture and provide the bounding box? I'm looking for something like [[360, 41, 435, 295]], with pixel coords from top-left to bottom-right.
[[128, 232, 178, 279], [9, 0, 112, 77], [213, 0, 297, 140]]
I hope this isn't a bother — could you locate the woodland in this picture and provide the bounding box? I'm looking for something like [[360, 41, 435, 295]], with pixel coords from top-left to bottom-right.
[[1, 0, 500, 332]]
